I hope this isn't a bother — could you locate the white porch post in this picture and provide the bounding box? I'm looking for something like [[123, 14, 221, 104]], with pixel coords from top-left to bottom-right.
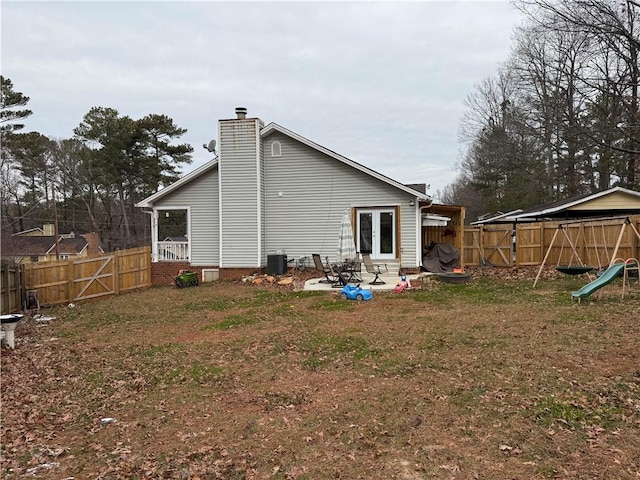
[[151, 209, 159, 262]]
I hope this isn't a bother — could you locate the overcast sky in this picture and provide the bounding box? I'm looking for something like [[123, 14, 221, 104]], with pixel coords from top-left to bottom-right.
[[2, 1, 522, 199]]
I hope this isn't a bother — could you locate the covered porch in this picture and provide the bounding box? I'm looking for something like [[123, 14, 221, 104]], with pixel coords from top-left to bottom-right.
[[147, 207, 190, 262]]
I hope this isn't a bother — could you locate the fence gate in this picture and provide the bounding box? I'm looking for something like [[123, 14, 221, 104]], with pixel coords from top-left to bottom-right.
[[72, 255, 115, 302], [482, 227, 514, 267]]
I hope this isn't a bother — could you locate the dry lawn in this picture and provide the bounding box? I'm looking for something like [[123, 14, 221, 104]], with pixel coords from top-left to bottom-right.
[[1, 272, 640, 479]]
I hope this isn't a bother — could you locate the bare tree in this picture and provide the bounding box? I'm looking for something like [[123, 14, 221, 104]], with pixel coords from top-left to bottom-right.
[[447, 0, 640, 218], [515, 0, 640, 188], [510, 19, 594, 196], [458, 69, 545, 213]]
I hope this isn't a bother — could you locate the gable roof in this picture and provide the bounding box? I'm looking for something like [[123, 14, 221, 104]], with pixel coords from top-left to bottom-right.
[[13, 225, 79, 237], [136, 159, 218, 208], [56, 237, 89, 255], [471, 209, 523, 225], [3, 236, 88, 256], [473, 187, 640, 224], [11, 227, 44, 236], [521, 187, 640, 218], [137, 121, 432, 208], [261, 123, 430, 201]]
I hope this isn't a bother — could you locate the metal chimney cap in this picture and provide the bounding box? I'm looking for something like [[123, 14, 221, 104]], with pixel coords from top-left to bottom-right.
[[235, 107, 247, 119]]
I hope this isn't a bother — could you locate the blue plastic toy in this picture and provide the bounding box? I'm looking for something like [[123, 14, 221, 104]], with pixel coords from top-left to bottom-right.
[[340, 284, 373, 301]]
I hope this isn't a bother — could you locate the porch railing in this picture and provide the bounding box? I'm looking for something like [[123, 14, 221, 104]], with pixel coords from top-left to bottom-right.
[[157, 241, 189, 261]]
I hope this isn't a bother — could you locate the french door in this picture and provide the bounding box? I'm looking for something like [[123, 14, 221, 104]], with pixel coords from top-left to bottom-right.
[[357, 209, 396, 260]]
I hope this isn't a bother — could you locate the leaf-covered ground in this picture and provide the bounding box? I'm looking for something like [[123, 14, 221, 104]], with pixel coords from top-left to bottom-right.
[[2, 272, 639, 479]]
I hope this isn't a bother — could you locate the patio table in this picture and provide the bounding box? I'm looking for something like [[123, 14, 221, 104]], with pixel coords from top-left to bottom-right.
[[336, 259, 363, 283]]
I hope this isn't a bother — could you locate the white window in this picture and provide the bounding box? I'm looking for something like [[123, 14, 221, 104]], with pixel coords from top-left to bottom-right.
[[271, 141, 281, 157]]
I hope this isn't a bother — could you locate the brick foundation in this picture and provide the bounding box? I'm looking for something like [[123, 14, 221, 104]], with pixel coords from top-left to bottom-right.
[[400, 267, 421, 275], [218, 268, 261, 280], [152, 262, 194, 286], [151, 262, 263, 286]]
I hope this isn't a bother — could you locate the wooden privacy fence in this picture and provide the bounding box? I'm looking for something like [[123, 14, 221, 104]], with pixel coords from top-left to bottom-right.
[[22, 246, 152, 307], [1, 259, 22, 314], [464, 226, 514, 267], [464, 216, 640, 268]]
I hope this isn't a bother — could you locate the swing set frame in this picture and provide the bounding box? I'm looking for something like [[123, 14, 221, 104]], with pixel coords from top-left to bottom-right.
[[533, 216, 640, 287]]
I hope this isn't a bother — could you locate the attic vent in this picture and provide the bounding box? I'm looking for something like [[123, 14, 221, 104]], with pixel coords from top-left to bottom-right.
[[235, 107, 247, 119], [271, 141, 281, 157]]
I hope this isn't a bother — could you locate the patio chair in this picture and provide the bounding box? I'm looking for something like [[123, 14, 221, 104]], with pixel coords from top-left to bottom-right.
[[313, 254, 338, 284], [329, 262, 349, 288], [362, 254, 388, 285]]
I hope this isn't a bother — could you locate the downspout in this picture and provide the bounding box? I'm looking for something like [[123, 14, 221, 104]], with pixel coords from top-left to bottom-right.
[[417, 196, 433, 268], [218, 120, 224, 269]]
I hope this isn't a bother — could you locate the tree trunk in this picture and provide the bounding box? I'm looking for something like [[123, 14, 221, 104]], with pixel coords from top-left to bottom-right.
[[118, 186, 132, 248]]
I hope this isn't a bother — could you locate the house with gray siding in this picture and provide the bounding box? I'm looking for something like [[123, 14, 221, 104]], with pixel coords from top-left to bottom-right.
[[137, 107, 444, 282]]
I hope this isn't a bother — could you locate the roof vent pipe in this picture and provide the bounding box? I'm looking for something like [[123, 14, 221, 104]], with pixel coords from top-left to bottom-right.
[[235, 107, 247, 119]]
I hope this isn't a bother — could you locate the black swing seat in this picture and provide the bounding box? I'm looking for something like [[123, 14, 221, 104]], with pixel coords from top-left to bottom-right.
[[556, 266, 594, 275]]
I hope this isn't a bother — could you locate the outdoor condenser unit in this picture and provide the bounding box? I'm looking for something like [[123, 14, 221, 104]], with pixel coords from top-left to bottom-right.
[[267, 252, 287, 275]]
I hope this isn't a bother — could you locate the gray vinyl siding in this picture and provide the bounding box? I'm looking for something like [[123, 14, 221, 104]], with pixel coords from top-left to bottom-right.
[[219, 119, 261, 268], [154, 168, 219, 266], [262, 132, 419, 268]]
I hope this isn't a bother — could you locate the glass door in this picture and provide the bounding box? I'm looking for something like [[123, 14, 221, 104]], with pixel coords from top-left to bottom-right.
[[357, 209, 396, 260]]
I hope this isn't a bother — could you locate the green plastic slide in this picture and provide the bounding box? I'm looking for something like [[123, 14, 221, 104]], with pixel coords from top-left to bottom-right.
[[571, 263, 626, 299]]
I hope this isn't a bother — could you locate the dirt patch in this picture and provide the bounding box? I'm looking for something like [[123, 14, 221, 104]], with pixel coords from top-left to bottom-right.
[[2, 274, 639, 479]]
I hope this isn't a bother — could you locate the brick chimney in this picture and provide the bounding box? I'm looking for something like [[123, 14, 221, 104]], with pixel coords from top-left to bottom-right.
[[82, 232, 102, 256]]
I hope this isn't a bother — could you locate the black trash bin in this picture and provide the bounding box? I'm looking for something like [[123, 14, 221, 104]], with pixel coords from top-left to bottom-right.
[[267, 253, 287, 275]]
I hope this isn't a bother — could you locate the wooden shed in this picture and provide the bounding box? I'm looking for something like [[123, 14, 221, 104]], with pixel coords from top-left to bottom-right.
[[419, 202, 465, 267]]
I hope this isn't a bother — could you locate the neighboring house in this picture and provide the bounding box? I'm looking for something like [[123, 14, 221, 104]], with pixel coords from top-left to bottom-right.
[[137, 107, 464, 281], [470, 187, 640, 267], [5, 224, 103, 264], [472, 187, 640, 224]]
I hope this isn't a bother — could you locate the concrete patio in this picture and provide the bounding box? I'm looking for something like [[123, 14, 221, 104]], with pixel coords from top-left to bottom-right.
[[303, 272, 433, 291]]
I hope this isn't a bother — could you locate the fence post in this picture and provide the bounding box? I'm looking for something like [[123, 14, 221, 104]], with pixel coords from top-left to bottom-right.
[[540, 223, 545, 264], [19, 263, 25, 311], [114, 251, 120, 295], [515, 225, 520, 268], [68, 259, 75, 303], [579, 222, 586, 265], [145, 246, 152, 286], [634, 216, 639, 260]]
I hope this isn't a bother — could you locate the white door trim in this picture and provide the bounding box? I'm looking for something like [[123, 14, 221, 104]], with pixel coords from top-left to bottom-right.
[[356, 208, 396, 260]]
